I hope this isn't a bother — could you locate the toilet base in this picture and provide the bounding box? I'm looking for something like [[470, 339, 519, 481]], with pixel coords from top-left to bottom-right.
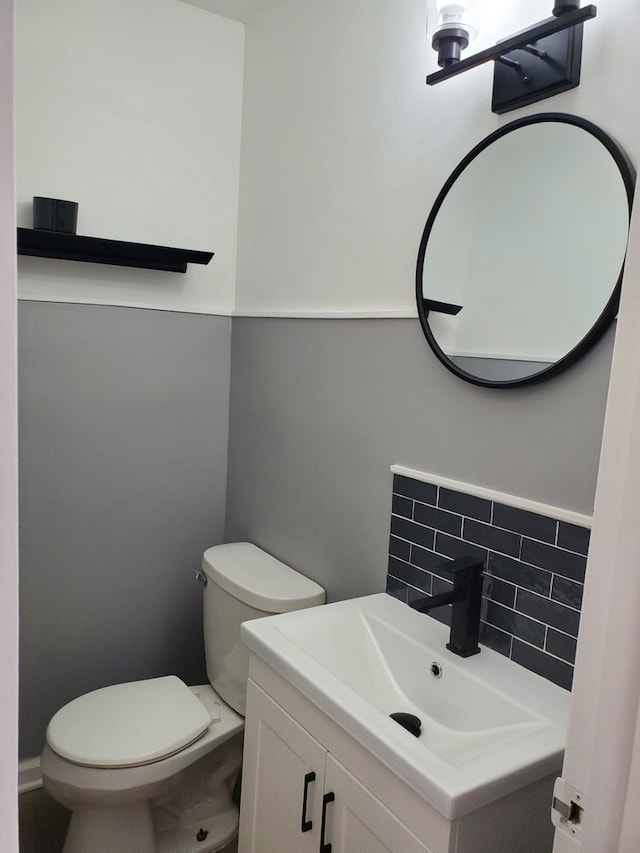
[[61, 800, 238, 853], [153, 739, 242, 852], [58, 747, 241, 853], [63, 801, 156, 853], [155, 806, 238, 853]]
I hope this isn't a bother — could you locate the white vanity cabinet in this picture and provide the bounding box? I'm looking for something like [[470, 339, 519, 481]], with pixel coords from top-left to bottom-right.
[[238, 657, 557, 853], [239, 678, 433, 853], [238, 678, 325, 853], [322, 754, 433, 852]]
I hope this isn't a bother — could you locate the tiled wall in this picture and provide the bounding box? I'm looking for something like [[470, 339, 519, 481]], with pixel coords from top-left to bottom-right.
[[386, 475, 590, 691]]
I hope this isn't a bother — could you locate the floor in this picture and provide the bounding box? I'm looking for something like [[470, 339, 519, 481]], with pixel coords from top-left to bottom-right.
[[19, 788, 70, 853], [18, 787, 238, 853]]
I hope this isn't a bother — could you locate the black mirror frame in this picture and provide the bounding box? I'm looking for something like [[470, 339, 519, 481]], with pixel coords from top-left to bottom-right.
[[416, 112, 636, 389]]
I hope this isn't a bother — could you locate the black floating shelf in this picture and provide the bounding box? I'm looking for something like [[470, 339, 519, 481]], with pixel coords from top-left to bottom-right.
[[17, 228, 214, 274]]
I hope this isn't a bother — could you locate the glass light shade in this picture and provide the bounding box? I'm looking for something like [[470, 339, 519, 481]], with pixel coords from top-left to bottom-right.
[[426, 0, 479, 45]]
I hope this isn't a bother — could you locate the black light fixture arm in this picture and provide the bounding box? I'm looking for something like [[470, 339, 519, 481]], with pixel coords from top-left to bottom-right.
[[426, 4, 597, 85]]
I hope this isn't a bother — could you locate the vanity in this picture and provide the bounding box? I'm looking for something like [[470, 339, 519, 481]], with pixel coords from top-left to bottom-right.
[[237, 594, 570, 853]]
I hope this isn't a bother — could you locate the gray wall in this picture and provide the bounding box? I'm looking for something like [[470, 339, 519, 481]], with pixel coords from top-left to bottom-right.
[[18, 307, 613, 759], [19, 302, 231, 759], [225, 317, 613, 602]]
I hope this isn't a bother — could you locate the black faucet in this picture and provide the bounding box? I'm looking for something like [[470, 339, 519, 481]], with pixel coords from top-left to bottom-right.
[[409, 556, 484, 657]]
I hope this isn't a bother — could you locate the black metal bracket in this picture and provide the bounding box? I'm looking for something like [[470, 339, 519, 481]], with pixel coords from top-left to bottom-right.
[[426, 5, 597, 115], [492, 25, 584, 113]]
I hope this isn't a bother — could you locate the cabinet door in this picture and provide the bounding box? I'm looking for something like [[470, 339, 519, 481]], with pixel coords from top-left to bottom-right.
[[322, 754, 435, 853], [238, 680, 326, 853]]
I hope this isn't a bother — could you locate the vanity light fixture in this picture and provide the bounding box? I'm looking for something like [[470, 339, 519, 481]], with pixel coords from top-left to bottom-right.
[[426, 2, 597, 114], [426, 1, 480, 68]]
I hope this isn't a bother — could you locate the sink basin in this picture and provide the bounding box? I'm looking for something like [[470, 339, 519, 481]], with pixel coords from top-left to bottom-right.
[[241, 593, 570, 818]]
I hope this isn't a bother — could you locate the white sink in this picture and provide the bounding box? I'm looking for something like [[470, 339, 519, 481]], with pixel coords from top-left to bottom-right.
[[241, 593, 571, 819]]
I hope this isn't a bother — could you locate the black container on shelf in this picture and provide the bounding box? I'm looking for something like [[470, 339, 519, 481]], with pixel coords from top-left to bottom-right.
[[33, 196, 78, 234]]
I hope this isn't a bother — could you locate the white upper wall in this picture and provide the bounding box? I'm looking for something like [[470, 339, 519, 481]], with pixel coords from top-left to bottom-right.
[[16, 0, 244, 315], [14, 0, 640, 317], [235, 0, 640, 316]]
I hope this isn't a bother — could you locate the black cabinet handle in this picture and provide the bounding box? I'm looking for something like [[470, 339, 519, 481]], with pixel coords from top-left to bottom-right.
[[320, 791, 335, 853], [301, 771, 316, 832]]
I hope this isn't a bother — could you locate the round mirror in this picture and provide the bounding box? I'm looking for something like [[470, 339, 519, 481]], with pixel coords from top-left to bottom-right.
[[416, 113, 635, 388]]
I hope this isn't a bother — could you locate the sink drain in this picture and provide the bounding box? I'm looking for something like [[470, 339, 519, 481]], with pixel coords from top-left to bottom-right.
[[430, 661, 443, 678], [389, 712, 422, 737]]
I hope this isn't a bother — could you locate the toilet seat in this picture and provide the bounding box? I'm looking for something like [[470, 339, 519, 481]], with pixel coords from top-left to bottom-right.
[[46, 676, 214, 768]]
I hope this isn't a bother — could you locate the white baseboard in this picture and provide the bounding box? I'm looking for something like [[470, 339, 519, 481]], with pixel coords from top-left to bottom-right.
[[18, 756, 42, 793]]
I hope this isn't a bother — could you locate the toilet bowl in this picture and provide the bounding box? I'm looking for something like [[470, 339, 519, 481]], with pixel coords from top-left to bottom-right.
[[41, 543, 325, 853]]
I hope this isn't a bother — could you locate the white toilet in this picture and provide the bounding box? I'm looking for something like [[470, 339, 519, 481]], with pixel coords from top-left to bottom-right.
[[41, 542, 325, 853]]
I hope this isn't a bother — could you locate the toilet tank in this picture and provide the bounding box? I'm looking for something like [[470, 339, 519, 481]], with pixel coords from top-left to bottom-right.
[[201, 543, 325, 715]]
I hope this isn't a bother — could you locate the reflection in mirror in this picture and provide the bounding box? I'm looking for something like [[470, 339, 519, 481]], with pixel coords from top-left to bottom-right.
[[416, 114, 635, 388]]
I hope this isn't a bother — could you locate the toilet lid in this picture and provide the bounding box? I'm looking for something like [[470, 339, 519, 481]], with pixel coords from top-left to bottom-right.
[[202, 542, 325, 612], [46, 676, 213, 768]]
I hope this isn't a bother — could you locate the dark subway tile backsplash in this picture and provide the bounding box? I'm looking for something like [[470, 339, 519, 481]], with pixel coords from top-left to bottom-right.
[[551, 575, 584, 610], [521, 537, 587, 583], [485, 600, 546, 648], [387, 556, 431, 591], [463, 518, 521, 557], [391, 494, 413, 519], [386, 474, 590, 691], [439, 487, 492, 523], [515, 589, 581, 637], [557, 521, 590, 556], [411, 544, 445, 572], [393, 475, 437, 505], [414, 502, 462, 537], [390, 516, 435, 550], [386, 574, 407, 602], [511, 639, 574, 691], [488, 553, 552, 597], [492, 502, 558, 544], [546, 628, 578, 664], [434, 531, 487, 564], [480, 622, 513, 657], [484, 575, 516, 608], [389, 535, 410, 561]]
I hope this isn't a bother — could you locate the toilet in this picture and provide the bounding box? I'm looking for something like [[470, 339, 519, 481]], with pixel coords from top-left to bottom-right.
[[41, 542, 325, 853]]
